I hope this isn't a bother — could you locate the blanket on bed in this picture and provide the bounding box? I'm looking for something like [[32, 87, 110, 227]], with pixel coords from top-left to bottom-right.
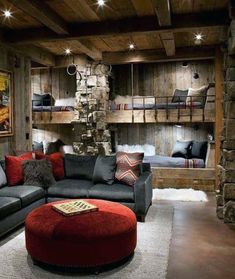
[[143, 155, 205, 168], [32, 106, 74, 112]]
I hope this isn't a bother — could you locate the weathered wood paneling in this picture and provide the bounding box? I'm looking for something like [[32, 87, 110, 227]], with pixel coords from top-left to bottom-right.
[[116, 123, 213, 156], [31, 68, 76, 99], [0, 46, 32, 158], [110, 60, 215, 99]]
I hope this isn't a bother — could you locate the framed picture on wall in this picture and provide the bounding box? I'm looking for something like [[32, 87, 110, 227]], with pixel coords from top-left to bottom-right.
[[0, 69, 13, 137]]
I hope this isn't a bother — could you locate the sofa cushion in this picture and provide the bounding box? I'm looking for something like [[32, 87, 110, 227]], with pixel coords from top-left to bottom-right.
[[115, 152, 144, 186], [47, 179, 93, 198], [23, 159, 55, 188], [93, 155, 116, 185], [5, 153, 33, 186], [88, 183, 134, 202], [35, 152, 64, 180], [0, 197, 21, 219], [0, 186, 45, 207], [64, 154, 97, 180]]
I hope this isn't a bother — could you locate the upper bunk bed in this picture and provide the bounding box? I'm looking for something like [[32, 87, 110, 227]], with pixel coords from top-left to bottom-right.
[[107, 85, 215, 124], [32, 94, 75, 124]]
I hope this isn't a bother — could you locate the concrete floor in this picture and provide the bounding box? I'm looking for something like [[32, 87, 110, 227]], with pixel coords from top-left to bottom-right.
[[165, 194, 235, 279]]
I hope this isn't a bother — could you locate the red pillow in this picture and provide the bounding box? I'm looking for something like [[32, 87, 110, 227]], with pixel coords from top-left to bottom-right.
[[35, 152, 64, 180], [5, 153, 33, 186]]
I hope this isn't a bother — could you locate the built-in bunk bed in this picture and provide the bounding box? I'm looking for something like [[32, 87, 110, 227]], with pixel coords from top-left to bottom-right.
[[107, 84, 215, 123]]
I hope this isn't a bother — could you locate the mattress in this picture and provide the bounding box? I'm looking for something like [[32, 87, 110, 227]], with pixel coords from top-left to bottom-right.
[[110, 102, 203, 111], [32, 106, 74, 112], [143, 155, 205, 168]]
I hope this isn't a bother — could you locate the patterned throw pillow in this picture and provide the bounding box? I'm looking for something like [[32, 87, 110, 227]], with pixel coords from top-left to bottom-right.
[[115, 152, 144, 186]]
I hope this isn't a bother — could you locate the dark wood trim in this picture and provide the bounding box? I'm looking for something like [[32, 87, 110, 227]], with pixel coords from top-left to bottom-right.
[[3, 10, 229, 44], [102, 46, 215, 64]]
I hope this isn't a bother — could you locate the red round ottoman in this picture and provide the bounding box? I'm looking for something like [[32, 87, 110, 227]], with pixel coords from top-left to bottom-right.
[[25, 199, 137, 268]]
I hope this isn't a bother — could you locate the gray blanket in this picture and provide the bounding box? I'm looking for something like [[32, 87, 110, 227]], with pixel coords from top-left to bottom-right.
[[143, 155, 205, 168]]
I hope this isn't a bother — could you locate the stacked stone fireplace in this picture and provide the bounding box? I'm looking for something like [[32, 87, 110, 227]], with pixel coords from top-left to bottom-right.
[[216, 20, 235, 223], [72, 63, 111, 155]]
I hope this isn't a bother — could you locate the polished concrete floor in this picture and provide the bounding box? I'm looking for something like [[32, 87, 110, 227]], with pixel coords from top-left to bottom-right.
[[164, 194, 235, 279]]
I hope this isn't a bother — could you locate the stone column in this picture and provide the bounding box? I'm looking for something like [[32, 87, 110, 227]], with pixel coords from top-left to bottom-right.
[[72, 63, 111, 155], [216, 19, 235, 223]]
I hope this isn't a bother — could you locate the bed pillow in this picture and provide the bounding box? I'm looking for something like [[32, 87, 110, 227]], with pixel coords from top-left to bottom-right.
[[5, 153, 33, 186], [54, 98, 75, 107], [32, 141, 44, 153], [115, 152, 144, 186], [172, 89, 188, 103], [32, 93, 54, 106], [44, 139, 65, 155], [186, 85, 209, 105], [93, 155, 116, 185], [64, 154, 97, 180], [172, 140, 192, 159], [191, 141, 208, 161], [23, 159, 55, 188], [35, 152, 64, 180]]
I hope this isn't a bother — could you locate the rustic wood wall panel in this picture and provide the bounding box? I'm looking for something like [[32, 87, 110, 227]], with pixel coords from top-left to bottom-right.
[[0, 46, 32, 158], [31, 68, 76, 99], [115, 123, 213, 156], [110, 60, 215, 100]]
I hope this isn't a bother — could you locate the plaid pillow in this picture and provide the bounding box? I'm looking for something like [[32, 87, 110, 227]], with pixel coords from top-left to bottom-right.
[[115, 152, 144, 186]]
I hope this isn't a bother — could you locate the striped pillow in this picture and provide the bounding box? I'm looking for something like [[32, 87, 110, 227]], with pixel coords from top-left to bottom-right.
[[115, 152, 144, 186]]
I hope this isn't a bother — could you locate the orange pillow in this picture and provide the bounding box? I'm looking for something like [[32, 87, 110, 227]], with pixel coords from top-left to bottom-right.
[[35, 152, 64, 180], [5, 152, 33, 186]]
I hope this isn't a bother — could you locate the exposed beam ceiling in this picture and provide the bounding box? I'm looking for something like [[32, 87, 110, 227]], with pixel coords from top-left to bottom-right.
[[3, 10, 228, 45], [7, 0, 101, 60], [7, 0, 69, 35], [102, 46, 215, 65]]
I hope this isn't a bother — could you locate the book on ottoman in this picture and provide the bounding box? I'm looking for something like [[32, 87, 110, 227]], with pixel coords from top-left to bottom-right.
[[52, 200, 98, 216]]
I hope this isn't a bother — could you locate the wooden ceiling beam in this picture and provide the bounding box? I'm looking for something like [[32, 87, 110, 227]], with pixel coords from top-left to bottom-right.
[[102, 46, 215, 65], [153, 0, 175, 56], [3, 10, 228, 44], [153, 0, 171, 26], [7, 0, 69, 35]]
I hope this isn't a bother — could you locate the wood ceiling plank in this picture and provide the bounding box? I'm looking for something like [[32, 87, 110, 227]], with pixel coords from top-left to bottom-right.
[[160, 32, 175, 56], [131, 0, 155, 16], [7, 0, 69, 34], [63, 0, 100, 21]]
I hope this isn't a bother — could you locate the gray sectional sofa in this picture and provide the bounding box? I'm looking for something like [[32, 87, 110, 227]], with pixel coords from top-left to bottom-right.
[[0, 154, 152, 238]]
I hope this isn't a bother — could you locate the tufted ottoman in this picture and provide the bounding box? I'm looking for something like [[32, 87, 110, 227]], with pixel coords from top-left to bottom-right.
[[25, 199, 137, 268]]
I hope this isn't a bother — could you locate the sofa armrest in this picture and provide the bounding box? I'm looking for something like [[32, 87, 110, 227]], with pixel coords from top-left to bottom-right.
[[134, 171, 152, 216]]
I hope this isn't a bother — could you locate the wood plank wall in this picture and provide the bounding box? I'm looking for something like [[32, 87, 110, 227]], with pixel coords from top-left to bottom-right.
[[110, 60, 215, 99], [0, 46, 32, 158], [111, 60, 215, 156], [115, 123, 213, 156], [31, 68, 76, 98], [31, 68, 76, 145]]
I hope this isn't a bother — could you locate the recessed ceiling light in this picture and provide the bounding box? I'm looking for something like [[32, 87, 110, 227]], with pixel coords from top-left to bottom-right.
[[65, 48, 71, 55], [97, 0, 105, 6], [3, 10, 12, 18], [195, 33, 202, 40], [129, 43, 135, 50]]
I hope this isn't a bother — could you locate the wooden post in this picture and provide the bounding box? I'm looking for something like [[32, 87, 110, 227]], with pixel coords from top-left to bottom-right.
[[215, 47, 224, 190]]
